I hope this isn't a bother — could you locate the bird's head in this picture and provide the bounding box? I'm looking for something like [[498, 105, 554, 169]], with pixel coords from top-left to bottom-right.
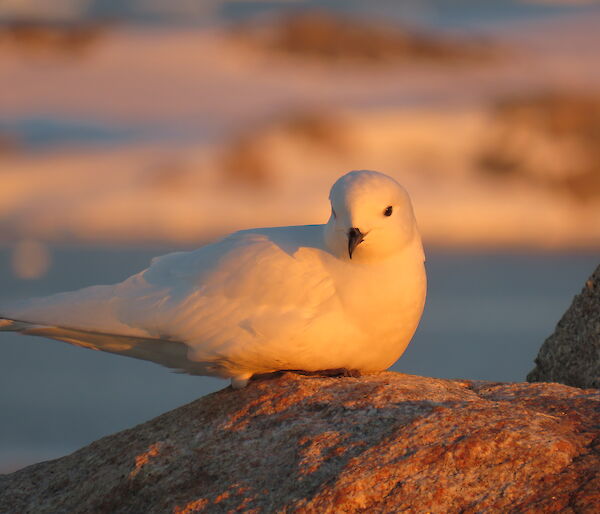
[[324, 170, 419, 262]]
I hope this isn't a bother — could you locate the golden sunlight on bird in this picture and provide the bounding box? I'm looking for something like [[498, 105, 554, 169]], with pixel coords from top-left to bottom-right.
[[0, 170, 426, 389]]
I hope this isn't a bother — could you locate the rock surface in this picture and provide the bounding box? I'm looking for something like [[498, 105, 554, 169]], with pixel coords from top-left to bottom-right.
[[1, 372, 599, 513], [528, 264, 600, 389]]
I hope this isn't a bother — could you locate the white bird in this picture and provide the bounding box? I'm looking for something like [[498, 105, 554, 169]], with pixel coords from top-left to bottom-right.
[[0, 170, 426, 388]]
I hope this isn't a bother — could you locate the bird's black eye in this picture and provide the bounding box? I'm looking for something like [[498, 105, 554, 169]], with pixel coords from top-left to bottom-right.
[[384, 206, 393, 217]]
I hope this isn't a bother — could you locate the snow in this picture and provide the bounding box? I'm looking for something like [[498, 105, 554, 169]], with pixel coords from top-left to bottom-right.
[[0, 14, 599, 249]]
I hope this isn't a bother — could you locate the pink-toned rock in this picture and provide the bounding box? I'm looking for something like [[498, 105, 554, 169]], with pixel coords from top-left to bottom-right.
[[0, 372, 598, 513]]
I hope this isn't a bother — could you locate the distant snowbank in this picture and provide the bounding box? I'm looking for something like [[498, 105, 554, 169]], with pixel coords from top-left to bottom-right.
[[0, 14, 599, 249], [0, 107, 598, 249]]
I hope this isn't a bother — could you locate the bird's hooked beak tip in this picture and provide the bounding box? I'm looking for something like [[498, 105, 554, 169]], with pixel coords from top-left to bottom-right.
[[348, 227, 365, 259]]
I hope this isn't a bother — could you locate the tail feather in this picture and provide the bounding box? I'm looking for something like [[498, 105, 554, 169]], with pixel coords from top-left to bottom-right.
[[0, 318, 20, 330], [0, 316, 210, 375], [1, 318, 47, 332]]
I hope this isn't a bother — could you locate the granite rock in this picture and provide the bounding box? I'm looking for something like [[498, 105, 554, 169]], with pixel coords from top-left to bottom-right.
[[528, 264, 600, 388], [0, 371, 598, 513]]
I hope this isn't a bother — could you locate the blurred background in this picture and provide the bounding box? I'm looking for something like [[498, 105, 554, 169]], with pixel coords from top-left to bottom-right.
[[1, 0, 599, 473]]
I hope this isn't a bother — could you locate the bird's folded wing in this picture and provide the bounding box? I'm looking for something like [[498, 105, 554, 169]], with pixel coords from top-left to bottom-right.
[[0, 226, 340, 373], [136, 228, 342, 370]]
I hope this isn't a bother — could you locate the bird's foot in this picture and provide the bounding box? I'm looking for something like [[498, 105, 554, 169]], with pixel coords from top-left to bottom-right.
[[299, 368, 362, 378], [251, 368, 362, 383], [230, 373, 253, 389]]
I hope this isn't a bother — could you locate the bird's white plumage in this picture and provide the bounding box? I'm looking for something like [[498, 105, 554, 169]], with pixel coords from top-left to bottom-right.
[[1, 170, 426, 388]]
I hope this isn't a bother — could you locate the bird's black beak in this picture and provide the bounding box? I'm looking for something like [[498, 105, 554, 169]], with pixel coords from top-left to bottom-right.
[[348, 227, 364, 259]]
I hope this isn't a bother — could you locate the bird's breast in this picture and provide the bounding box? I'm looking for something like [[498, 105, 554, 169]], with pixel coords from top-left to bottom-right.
[[325, 247, 427, 368]]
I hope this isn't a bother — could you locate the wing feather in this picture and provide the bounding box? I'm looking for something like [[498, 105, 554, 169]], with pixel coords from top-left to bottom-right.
[[2, 225, 341, 375]]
